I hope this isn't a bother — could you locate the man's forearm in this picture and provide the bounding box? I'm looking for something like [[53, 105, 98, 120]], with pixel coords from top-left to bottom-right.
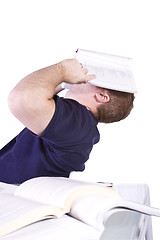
[[13, 63, 64, 101]]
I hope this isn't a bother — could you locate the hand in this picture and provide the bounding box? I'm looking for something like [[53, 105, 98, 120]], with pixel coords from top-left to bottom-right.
[[59, 59, 96, 84]]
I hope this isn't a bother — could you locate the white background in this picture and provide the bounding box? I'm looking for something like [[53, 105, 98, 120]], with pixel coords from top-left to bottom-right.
[[0, 0, 160, 238]]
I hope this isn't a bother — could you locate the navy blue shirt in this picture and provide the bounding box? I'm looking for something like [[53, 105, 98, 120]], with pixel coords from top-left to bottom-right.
[[0, 96, 100, 184]]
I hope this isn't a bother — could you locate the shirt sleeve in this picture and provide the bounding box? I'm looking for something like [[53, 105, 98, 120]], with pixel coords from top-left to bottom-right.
[[40, 96, 99, 147]]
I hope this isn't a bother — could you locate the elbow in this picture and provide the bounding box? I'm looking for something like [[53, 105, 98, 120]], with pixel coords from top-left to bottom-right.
[[8, 89, 20, 117], [8, 88, 28, 119]]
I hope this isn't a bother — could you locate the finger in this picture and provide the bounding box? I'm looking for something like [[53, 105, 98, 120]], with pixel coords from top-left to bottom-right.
[[85, 74, 96, 81]]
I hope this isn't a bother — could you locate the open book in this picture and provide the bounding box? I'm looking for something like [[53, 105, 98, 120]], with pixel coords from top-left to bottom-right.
[[62, 49, 137, 93], [0, 177, 160, 237]]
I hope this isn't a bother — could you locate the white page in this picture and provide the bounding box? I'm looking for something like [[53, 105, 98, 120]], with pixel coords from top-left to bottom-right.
[[70, 194, 160, 231], [70, 194, 121, 230], [75, 52, 131, 69], [14, 177, 117, 209], [14, 177, 97, 208], [0, 182, 17, 195], [0, 193, 62, 237], [76, 49, 132, 67], [0, 193, 49, 226], [0, 215, 101, 240], [85, 65, 134, 92], [75, 49, 137, 93]]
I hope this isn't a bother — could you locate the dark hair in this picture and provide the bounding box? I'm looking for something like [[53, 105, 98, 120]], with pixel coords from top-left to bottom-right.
[[95, 89, 135, 123]]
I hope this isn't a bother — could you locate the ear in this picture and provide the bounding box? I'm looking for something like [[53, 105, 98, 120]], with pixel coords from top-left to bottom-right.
[[95, 91, 110, 103]]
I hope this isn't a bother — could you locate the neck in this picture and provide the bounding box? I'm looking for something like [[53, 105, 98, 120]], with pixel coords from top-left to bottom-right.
[[64, 83, 98, 116]]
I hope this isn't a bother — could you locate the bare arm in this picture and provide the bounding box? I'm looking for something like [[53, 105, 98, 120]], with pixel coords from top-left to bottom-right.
[[8, 59, 95, 135]]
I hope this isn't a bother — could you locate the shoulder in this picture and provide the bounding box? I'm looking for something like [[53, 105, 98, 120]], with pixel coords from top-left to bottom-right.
[[54, 95, 89, 114], [41, 95, 99, 144], [54, 95, 98, 125]]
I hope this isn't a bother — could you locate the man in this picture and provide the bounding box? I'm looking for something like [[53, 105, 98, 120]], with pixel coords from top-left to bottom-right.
[[0, 59, 134, 184]]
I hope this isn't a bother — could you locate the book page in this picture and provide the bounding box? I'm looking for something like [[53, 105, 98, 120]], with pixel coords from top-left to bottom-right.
[[70, 193, 160, 230], [1, 215, 101, 240], [76, 49, 133, 67], [0, 194, 45, 226], [14, 177, 98, 208], [69, 194, 121, 230], [14, 177, 118, 210], [85, 65, 135, 93], [75, 49, 137, 93], [0, 193, 61, 237], [0, 182, 18, 195]]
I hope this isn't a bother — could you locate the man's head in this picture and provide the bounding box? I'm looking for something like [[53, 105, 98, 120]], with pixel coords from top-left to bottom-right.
[[65, 83, 135, 123], [95, 89, 135, 123]]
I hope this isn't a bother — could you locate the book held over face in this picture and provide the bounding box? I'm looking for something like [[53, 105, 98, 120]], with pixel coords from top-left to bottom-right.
[[75, 48, 137, 93]]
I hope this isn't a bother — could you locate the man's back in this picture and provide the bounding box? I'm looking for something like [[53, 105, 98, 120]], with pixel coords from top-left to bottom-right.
[[0, 96, 99, 184]]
